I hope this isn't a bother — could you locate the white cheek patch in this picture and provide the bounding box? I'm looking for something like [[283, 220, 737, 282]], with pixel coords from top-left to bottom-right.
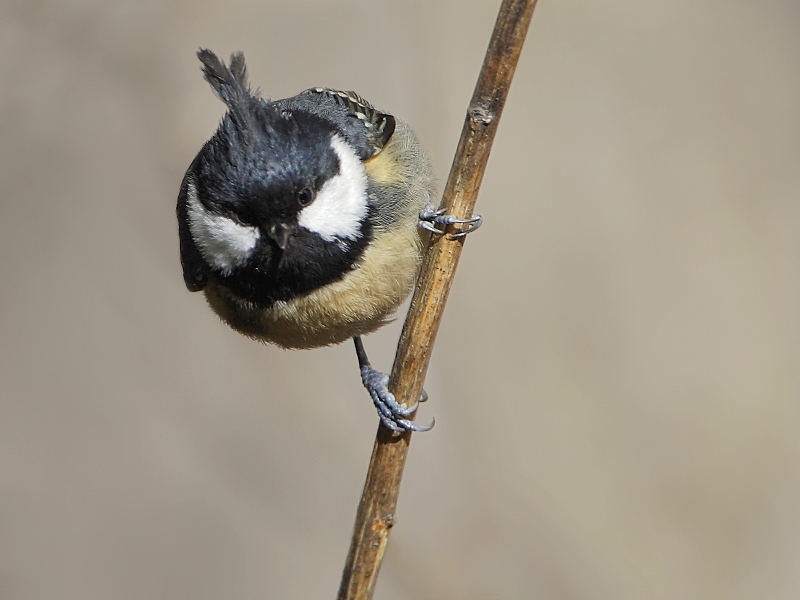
[[297, 135, 368, 242], [185, 178, 260, 275]]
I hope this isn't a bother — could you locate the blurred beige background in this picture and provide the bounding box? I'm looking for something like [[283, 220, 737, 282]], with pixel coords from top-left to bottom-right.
[[2, 0, 799, 598]]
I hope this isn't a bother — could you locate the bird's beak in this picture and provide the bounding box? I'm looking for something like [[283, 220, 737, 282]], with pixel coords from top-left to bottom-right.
[[267, 220, 295, 251]]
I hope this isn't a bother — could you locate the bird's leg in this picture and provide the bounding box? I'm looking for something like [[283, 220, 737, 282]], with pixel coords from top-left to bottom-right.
[[419, 205, 482, 238], [353, 336, 433, 433]]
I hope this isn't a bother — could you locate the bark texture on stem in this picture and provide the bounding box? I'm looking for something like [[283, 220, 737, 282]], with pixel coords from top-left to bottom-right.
[[337, 1, 539, 598]]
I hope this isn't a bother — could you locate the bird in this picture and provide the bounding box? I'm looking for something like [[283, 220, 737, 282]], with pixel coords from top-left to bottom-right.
[[176, 49, 480, 431]]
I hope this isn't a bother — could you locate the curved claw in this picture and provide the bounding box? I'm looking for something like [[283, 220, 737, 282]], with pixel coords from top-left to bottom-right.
[[449, 214, 482, 238], [419, 207, 483, 239], [383, 415, 435, 433], [419, 219, 443, 235]]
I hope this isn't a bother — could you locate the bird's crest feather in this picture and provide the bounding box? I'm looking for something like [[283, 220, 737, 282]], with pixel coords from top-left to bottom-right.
[[197, 49, 259, 132]]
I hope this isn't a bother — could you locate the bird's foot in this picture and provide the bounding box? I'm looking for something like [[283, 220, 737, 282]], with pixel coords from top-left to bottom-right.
[[419, 206, 482, 239], [354, 336, 432, 433], [360, 365, 434, 433]]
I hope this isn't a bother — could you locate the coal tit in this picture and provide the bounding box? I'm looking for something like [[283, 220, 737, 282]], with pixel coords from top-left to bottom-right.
[[177, 49, 447, 431]]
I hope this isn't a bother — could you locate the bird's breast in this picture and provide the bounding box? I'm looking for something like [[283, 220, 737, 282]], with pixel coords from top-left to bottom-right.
[[204, 222, 424, 348]]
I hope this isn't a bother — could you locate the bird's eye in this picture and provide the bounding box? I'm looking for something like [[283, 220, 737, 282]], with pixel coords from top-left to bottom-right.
[[297, 187, 315, 207]]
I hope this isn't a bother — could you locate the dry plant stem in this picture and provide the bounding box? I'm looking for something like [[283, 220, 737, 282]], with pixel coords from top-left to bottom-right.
[[337, 1, 538, 598]]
